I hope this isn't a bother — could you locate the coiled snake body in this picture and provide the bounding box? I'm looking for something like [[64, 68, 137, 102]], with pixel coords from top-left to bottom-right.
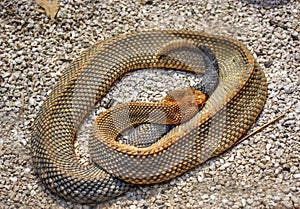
[[32, 31, 267, 203]]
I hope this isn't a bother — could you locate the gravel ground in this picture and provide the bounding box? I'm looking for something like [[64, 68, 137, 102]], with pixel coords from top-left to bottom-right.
[[0, 0, 299, 208]]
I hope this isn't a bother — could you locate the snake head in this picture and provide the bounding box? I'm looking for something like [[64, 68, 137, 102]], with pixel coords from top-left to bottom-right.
[[162, 89, 207, 124]]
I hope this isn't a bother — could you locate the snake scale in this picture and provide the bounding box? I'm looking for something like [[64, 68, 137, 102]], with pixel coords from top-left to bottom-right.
[[31, 30, 267, 203]]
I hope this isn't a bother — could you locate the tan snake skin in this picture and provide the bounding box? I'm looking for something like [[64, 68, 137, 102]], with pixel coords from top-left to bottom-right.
[[31, 30, 267, 203]]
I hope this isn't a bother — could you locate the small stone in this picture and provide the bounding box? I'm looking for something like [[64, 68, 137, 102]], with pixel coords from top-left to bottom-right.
[[275, 168, 282, 175], [280, 186, 290, 194], [2, 72, 11, 78], [201, 194, 209, 199], [219, 163, 231, 170], [10, 177, 17, 182], [15, 56, 24, 64], [282, 200, 293, 209], [29, 97, 35, 106], [156, 82, 164, 88], [197, 173, 204, 182], [228, 155, 235, 161], [294, 173, 300, 179], [129, 205, 137, 209], [276, 149, 283, 158], [209, 163, 216, 171], [290, 166, 297, 173], [254, 166, 261, 173], [210, 194, 217, 200], [291, 195, 300, 205], [222, 199, 229, 204], [21, 139, 27, 146], [30, 190, 36, 196], [15, 100, 22, 107], [247, 198, 254, 205], [241, 199, 246, 207], [136, 194, 141, 201]]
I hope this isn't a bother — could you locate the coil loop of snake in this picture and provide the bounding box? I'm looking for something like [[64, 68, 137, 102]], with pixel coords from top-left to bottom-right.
[[31, 30, 267, 203]]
